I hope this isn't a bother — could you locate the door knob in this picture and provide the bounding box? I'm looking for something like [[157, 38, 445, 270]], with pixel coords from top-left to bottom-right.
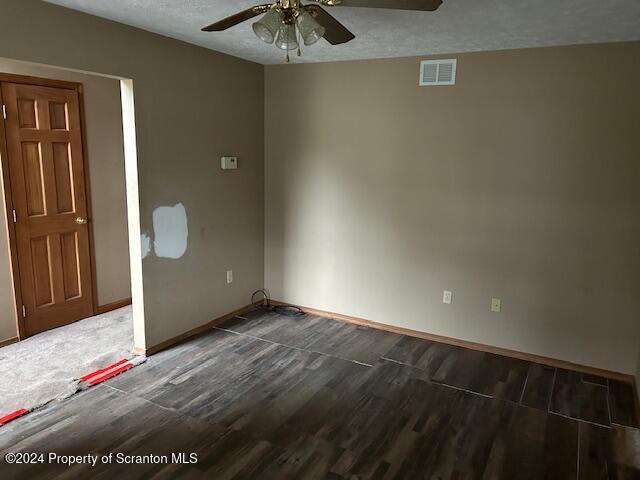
[[75, 217, 88, 225]]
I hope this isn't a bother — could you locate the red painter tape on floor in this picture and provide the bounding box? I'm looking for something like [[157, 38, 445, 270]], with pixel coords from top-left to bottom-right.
[[87, 362, 134, 386], [0, 408, 28, 426], [80, 359, 129, 382]]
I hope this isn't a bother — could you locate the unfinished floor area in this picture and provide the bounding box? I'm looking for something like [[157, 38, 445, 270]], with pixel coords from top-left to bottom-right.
[[0, 307, 133, 416], [1, 309, 638, 479]]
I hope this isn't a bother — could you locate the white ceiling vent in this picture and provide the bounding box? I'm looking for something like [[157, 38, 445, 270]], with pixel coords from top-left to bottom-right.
[[419, 59, 457, 86]]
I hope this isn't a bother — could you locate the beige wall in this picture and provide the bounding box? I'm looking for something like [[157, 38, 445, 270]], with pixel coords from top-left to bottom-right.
[[0, 162, 15, 341], [636, 348, 640, 399], [0, 0, 264, 348], [0, 59, 131, 343], [265, 42, 640, 374]]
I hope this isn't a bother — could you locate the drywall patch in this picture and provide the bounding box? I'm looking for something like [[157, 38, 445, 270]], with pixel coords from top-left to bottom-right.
[[152, 203, 188, 259], [140, 233, 152, 259]]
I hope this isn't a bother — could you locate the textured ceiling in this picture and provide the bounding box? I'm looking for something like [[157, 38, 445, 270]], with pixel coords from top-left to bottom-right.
[[44, 0, 640, 65]]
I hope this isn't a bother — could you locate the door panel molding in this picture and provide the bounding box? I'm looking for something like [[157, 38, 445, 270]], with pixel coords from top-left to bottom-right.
[[0, 73, 98, 339]]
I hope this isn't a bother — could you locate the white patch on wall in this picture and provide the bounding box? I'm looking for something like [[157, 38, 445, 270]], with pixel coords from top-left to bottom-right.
[[140, 233, 152, 259], [152, 203, 188, 259]]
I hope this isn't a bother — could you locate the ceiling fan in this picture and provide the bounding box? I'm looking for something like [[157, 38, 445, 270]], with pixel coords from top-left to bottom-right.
[[202, 0, 443, 62]]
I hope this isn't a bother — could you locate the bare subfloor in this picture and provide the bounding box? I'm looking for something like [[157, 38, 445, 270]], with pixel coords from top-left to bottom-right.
[[0, 308, 638, 479]]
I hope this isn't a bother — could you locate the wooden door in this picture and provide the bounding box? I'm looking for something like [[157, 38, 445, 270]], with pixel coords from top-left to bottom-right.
[[1, 82, 94, 336]]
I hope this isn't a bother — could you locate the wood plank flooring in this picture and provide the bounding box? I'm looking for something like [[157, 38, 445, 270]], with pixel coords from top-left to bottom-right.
[[0, 308, 639, 479]]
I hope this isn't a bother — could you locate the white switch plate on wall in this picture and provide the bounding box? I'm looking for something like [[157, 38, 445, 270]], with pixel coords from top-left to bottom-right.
[[443, 290, 453, 304], [491, 298, 501, 312], [226, 270, 233, 284]]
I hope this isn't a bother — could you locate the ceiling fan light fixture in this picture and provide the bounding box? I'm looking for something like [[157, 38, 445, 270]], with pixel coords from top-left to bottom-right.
[[203, 0, 445, 62], [275, 23, 299, 51], [251, 8, 282, 44], [296, 9, 326, 46]]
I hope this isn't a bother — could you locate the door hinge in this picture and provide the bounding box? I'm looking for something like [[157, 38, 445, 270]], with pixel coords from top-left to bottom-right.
[[12, 209, 17, 223], [22, 305, 26, 318], [2, 105, 6, 120]]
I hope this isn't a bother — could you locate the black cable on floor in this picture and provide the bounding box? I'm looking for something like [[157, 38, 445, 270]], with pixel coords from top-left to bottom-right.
[[251, 289, 306, 318]]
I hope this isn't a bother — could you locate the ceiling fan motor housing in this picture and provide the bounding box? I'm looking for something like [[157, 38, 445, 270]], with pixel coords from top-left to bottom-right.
[[280, 0, 298, 9]]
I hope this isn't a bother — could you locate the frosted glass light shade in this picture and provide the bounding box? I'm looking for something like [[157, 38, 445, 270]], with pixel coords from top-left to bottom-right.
[[252, 8, 281, 44], [296, 10, 325, 46], [275, 24, 299, 50]]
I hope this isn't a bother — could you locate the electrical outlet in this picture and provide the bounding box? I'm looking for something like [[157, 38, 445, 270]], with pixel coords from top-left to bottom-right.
[[443, 290, 453, 305], [491, 298, 501, 313], [226, 270, 233, 284]]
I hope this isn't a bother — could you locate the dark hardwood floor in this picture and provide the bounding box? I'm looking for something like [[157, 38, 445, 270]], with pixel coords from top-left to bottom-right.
[[1, 308, 639, 479]]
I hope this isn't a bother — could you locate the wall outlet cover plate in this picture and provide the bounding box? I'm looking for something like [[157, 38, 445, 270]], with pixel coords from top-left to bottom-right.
[[491, 298, 501, 312], [443, 290, 453, 304]]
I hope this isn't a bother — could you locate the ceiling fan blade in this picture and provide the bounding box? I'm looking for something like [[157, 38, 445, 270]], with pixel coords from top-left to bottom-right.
[[313, 0, 443, 11], [305, 5, 355, 45], [202, 4, 272, 32]]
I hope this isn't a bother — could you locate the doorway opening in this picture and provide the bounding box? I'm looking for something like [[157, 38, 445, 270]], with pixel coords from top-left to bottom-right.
[[0, 60, 145, 419]]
